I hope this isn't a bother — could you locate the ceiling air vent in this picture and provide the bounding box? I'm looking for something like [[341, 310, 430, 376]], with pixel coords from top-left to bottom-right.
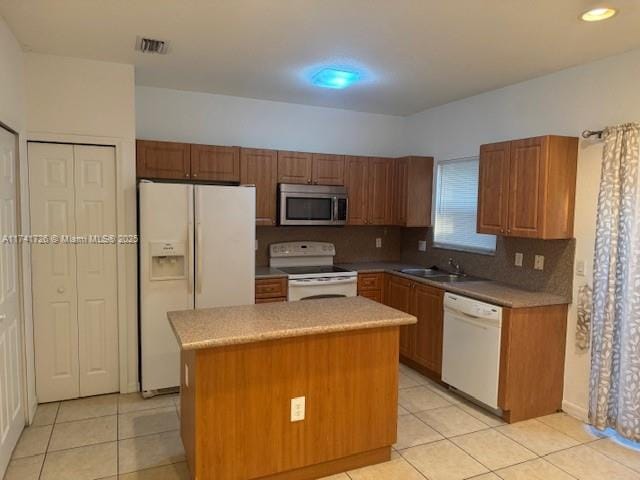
[[135, 37, 169, 54]]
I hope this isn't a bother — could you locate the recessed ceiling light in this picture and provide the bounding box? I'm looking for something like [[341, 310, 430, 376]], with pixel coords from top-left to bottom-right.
[[580, 6, 617, 22], [311, 68, 361, 89]]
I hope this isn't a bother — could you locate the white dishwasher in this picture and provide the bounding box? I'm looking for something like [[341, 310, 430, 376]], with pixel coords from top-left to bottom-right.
[[442, 293, 503, 409]]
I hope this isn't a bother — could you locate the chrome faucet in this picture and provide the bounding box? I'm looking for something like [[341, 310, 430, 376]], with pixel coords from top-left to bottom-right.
[[448, 257, 463, 275]]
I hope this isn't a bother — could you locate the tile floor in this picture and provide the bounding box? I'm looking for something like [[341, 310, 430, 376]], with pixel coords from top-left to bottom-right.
[[4, 363, 640, 479]]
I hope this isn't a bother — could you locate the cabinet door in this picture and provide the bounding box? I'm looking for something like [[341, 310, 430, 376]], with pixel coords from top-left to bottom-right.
[[136, 140, 190, 180], [240, 148, 278, 226], [386, 277, 413, 357], [394, 158, 408, 225], [406, 156, 434, 227], [191, 145, 240, 182], [477, 142, 510, 235], [311, 153, 345, 185], [411, 285, 444, 374], [345, 156, 369, 225], [367, 157, 393, 225], [508, 137, 547, 238], [277, 151, 312, 184]]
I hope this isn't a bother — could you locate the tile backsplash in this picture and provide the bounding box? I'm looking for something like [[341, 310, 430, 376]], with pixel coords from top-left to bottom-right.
[[401, 228, 575, 298], [255, 226, 403, 266], [256, 226, 575, 299]]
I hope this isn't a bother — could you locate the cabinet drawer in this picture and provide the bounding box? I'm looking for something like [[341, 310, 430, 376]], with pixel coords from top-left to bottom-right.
[[359, 290, 382, 303], [255, 278, 288, 299], [255, 296, 287, 304], [358, 273, 383, 291]]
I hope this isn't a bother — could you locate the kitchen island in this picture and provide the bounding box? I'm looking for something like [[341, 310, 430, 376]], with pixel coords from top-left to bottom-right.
[[168, 296, 416, 480]]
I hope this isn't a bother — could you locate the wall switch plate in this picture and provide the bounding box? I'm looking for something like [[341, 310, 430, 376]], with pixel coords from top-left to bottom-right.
[[514, 252, 523, 267], [291, 396, 305, 422], [576, 260, 585, 277], [418, 240, 427, 252], [376, 238, 382, 248], [534, 255, 545, 271]]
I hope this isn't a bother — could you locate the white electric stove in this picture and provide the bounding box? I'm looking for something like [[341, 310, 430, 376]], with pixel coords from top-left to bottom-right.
[[269, 242, 358, 301]]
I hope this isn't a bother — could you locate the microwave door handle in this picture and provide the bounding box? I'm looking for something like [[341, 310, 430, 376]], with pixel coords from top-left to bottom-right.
[[333, 197, 338, 222]]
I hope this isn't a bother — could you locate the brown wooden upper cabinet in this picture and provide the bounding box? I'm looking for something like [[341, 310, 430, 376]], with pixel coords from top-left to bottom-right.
[[345, 156, 393, 225], [277, 151, 313, 184], [240, 148, 278, 226], [136, 140, 191, 180], [277, 151, 345, 185], [191, 144, 240, 182], [394, 156, 434, 227], [477, 135, 578, 239], [137, 140, 241, 183], [311, 153, 345, 185]]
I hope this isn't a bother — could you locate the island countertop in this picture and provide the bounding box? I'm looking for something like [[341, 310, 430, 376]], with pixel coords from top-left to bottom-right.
[[168, 296, 416, 350]]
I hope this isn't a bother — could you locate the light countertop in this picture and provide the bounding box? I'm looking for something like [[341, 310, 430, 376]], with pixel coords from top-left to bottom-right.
[[337, 262, 571, 308], [168, 296, 416, 350], [255, 266, 287, 279]]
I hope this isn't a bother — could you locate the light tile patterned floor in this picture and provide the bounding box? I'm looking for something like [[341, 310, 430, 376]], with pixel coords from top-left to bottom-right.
[[4, 363, 640, 479]]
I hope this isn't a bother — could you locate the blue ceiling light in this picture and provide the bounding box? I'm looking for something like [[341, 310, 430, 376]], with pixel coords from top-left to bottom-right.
[[311, 68, 361, 89]]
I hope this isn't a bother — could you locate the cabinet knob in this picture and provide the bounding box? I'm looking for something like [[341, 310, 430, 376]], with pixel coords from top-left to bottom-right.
[[193, 173, 198, 178], [307, 179, 311, 184], [185, 173, 190, 177], [57, 287, 65, 294]]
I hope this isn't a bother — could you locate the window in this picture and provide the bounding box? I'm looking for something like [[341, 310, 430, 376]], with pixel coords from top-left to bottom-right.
[[433, 157, 496, 254]]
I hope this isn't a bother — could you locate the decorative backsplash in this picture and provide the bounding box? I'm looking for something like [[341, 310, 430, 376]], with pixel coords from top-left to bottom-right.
[[255, 226, 403, 266], [256, 226, 575, 298], [401, 228, 575, 298]]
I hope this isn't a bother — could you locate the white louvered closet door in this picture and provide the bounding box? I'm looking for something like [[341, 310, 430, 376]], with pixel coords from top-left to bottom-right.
[[0, 127, 24, 476], [29, 142, 118, 402]]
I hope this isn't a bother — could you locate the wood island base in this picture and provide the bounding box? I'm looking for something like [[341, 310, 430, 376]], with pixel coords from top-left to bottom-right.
[[180, 327, 400, 480]]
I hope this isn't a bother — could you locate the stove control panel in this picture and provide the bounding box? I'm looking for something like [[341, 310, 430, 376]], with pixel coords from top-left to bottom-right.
[[270, 242, 336, 258]]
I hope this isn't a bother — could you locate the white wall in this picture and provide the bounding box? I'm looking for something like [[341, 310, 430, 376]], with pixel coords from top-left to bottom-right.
[[136, 86, 404, 157], [404, 47, 640, 419], [24, 53, 139, 394], [0, 16, 36, 423]]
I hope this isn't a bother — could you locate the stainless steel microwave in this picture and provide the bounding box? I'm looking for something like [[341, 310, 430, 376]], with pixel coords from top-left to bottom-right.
[[278, 184, 348, 226]]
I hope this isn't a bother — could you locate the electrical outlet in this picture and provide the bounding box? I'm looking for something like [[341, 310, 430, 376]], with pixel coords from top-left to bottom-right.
[[376, 238, 382, 248], [291, 396, 305, 422], [514, 252, 523, 267], [418, 240, 427, 252], [576, 260, 585, 277], [534, 255, 545, 271]]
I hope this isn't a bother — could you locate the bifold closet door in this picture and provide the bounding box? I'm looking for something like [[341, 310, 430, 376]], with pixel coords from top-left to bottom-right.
[[74, 145, 118, 397], [29, 142, 118, 402]]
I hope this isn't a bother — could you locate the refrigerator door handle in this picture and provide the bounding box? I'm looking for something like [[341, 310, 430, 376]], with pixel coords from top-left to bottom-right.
[[187, 222, 194, 293], [187, 187, 194, 294], [195, 187, 203, 294]]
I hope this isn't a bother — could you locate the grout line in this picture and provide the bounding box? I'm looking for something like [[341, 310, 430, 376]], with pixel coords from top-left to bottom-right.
[[36, 403, 59, 480]]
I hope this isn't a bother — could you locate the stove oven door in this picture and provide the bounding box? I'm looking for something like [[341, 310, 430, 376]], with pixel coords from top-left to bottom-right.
[[288, 276, 357, 301]]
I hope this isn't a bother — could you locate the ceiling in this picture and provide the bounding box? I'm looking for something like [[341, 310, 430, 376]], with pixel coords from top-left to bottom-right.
[[1, 0, 639, 115]]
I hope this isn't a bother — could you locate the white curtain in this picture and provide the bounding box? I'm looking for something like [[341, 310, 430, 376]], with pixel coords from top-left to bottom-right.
[[589, 123, 640, 441]]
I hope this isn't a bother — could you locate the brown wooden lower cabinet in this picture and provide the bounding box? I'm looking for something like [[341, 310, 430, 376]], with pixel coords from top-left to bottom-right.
[[255, 277, 288, 303], [498, 304, 568, 422], [357, 273, 384, 303], [384, 275, 413, 360], [382, 272, 568, 422], [180, 328, 398, 479]]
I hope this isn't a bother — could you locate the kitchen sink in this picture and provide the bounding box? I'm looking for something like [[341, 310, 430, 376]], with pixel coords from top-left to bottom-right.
[[398, 268, 443, 277], [397, 268, 483, 283]]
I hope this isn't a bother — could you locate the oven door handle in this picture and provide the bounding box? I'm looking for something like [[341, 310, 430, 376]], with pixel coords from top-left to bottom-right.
[[289, 277, 357, 287]]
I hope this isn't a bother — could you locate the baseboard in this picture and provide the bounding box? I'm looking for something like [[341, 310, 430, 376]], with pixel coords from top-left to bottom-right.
[[562, 400, 588, 422]]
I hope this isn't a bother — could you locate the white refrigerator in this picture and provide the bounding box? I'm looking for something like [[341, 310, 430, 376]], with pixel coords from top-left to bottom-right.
[[139, 182, 255, 393]]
